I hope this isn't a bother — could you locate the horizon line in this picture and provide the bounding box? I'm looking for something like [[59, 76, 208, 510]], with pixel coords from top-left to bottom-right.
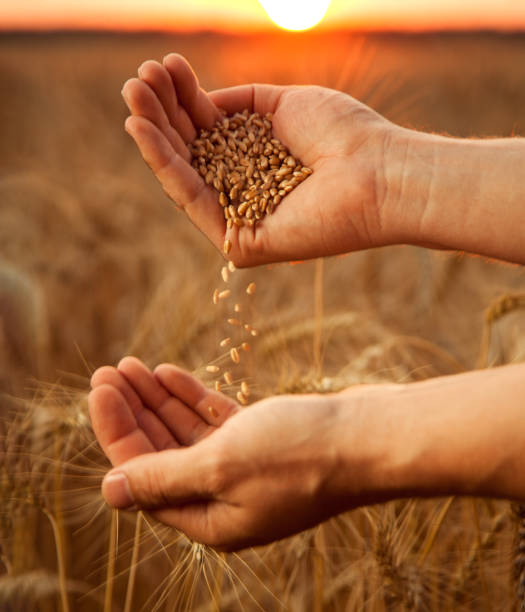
[[2, 26, 525, 36]]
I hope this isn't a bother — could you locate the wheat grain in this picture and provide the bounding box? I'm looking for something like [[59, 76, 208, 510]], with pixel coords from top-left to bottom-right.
[[230, 348, 240, 364], [221, 266, 229, 283], [224, 371, 233, 385], [241, 342, 250, 352], [189, 111, 312, 230], [236, 391, 248, 405], [219, 337, 231, 348], [218, 290, 231, 300], [206, 365, 220, 373], [214, 381, 222, 392], [208, 406, 219, 418], [240, 381, 250, 397], [246, 282, 256, 295]]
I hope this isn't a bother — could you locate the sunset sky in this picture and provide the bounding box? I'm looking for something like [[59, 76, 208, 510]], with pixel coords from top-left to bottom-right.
[[2, 0, 525, 32]]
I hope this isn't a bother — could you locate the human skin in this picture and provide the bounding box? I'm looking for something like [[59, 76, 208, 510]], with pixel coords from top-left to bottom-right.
[[87, 54, 525, 552], [89, 359, 525, 551], [121, 54, 392, 265], [121, 53, 525, 266]]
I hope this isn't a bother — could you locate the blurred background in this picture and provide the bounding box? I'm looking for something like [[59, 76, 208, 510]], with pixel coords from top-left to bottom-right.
[[2, 1, 525, 610]]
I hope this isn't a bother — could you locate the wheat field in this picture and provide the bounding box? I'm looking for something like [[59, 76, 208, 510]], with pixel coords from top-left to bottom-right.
[[2, 30, 525, 610]]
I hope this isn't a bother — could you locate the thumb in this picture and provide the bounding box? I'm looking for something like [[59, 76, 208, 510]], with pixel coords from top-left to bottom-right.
[[102, 448, 210, 510]]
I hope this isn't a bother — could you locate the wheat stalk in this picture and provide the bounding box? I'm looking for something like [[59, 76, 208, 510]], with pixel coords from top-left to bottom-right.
[[123, 511, 143, 612], [103, 509, 118, 612], [513, 504, 525, 611], [478, 293, 525, 368], [42, 509, 70, 612]]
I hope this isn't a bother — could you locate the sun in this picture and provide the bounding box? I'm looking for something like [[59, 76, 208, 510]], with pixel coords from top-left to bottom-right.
[[258, 0, 331, 31]]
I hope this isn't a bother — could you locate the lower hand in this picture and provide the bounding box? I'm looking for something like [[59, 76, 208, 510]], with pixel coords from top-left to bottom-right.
[[88, 357, 365, 551]]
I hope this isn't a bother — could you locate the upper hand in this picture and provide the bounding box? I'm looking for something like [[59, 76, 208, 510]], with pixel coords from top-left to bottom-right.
[[88, 357, 353, 551], [122, 54, 397, 266]]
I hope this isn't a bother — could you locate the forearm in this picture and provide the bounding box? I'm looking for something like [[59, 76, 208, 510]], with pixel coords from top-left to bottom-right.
[[383, 128, 525, 264], [333, 364, 525, 507]]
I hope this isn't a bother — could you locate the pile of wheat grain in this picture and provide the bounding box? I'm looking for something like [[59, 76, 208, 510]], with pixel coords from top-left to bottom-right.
[[189, 109, 312, 253]]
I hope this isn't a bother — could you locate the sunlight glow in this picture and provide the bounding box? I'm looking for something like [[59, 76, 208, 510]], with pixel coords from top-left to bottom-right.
[[258, 0, 331, 31]]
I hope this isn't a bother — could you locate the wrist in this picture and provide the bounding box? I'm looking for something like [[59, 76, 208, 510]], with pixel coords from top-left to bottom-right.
[[333, 377, 506, 504], [380, 127, 525, 263], [379, 126, 443, 248], [334, 367, 525, 506], [325, 384, 409, 509], [328, 379, 489, 507]]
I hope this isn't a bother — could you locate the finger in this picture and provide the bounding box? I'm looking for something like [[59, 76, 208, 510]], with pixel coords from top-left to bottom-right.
[[117, 356, 171, 410], [137, 60, 197, 143], [88, 385, 156, 465], [122, 78, 190, 162], [118, 357, 216, 446], [209, 84, 286, 116], [154, 364, 238, 425], [156, 397, 212, 447], [124, 114, 202, 206], [91, 366, 178, 451], [102, 445, 212, 509], [124, 115, 225, 248], [162, 53, 221, 129], [91, 366, 143, 412]]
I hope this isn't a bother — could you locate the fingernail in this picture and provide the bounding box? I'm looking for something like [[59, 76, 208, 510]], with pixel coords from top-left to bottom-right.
[[103, 472, 135, 509]]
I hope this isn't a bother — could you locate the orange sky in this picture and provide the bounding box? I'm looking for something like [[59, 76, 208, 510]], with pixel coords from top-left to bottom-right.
[[2, 0, 525, 32]]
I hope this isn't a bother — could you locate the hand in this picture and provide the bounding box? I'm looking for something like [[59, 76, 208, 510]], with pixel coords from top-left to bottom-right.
[[89, 358, 525, 552], [88, 357, 360, 551], [121, 54, 398, 266]]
